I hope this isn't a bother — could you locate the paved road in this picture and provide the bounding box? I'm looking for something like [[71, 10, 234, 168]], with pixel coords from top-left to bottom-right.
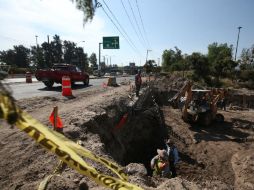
[[6, 77, 134, 100]]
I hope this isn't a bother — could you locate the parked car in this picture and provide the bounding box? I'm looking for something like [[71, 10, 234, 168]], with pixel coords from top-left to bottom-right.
[[35, 64, 89, 88]]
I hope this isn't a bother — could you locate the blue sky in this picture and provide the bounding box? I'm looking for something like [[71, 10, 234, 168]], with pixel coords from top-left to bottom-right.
[[0, 0, 253, 66]]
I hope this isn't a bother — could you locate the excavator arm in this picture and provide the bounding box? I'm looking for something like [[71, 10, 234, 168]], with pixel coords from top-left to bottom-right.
[[210, 89, 225, 118], [169, 81, 193, 108], [168, 80, 193, 121]]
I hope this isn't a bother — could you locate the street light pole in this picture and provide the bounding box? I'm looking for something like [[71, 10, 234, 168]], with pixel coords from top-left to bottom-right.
[[234, 26, 242, 61], [35, 35, 38, 47], [35, 35, 39, 67], [98, 42, 102, 76]]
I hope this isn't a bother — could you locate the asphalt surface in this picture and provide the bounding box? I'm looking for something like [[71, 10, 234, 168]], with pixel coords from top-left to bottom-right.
[[4, 76, 134, 100]]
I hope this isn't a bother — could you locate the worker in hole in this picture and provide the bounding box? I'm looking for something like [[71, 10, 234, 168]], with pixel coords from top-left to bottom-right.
[[135, 69, 142, 97], [165, 139, 180, 177], [150, 149, 171, 178]]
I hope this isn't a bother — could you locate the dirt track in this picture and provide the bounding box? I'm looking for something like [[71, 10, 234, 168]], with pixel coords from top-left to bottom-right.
[[0, 76, 254, 190]]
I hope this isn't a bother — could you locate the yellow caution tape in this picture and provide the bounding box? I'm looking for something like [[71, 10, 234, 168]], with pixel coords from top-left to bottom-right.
[[38, 153, 66, 190], [0, 94, 143, 190], [38, 174, 55, 190], [52, 131, 128, 181]]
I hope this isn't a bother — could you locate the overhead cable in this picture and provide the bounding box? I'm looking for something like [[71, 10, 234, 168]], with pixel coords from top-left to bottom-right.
[[127, 0, 147, 49], [120, 0, 146, 49], [101, 0, 141, 54], [97, 2, 141, 55], [135, 0, 151, 48]]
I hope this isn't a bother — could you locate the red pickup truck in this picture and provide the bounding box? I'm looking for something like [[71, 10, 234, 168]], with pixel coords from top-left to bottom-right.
[[35, 64, 89, 88]]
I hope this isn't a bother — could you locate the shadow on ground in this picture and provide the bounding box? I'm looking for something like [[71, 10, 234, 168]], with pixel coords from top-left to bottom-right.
[[38, 84, 92, 91], [190, 121, 250, 142]]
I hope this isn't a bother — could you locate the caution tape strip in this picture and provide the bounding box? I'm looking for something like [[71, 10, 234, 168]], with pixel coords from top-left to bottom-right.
[[38, 174, 56, 190], [0, 94, 143, 190], [51, 130, 128, 181]]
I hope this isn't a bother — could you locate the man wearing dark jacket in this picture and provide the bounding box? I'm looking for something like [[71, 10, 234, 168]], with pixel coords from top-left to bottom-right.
[[135, 70, 142, 97], [165, 139, 179, 177]]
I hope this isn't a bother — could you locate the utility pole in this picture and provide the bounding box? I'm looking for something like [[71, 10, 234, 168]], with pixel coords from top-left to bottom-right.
[[234, 26, 242, 61], [35, 35, 38, 47], [35, 35, 39, 67], [98, 42, 102, 76], [145, 49, 152, 64], [47, 35, 52, 65]]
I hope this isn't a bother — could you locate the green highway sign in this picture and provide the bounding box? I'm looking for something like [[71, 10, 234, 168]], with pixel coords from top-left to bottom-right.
[[103, 36, 120, 49]]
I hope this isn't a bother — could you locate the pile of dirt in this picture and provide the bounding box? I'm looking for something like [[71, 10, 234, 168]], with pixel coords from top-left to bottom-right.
[[1, 76, 254, 190]]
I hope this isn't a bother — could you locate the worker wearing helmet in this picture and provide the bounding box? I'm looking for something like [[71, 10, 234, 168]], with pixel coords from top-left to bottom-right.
[[150, 149, 171, 177]]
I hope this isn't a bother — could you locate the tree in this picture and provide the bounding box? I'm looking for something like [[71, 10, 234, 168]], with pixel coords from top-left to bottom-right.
[[41, 42, 52, 68], [240, 45, 254, 65], [188, 52, 210, 82], [207, 42, 236, 79], [0, 45, 30, 68], [30, 46, 45, 68], [89, 53, 97, 68], [63, 41, 77, 64], [75, 47, 88, 70], [70, 0, 96, 23], [144, 60, 155, 73], [13, 45, 30, 68], [0, 49, 16, 66], [162, 47, 183, 72], [50, 35, 63, 63]]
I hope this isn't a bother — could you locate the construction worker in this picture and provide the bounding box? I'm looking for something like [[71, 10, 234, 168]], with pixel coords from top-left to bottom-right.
[[165, 139, 179, 178], [135, 70, 142, 97], [150, 149, 171, 177]]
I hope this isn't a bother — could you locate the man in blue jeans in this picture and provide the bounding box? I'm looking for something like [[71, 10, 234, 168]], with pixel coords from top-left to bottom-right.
[[165, 139, 180, 177]]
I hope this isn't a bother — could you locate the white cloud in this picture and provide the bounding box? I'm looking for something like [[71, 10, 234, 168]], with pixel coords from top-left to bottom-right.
[[0, 0, 106, 56]]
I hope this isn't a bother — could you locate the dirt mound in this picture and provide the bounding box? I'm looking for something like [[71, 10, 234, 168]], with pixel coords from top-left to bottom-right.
[[232, 148, 254, 190]]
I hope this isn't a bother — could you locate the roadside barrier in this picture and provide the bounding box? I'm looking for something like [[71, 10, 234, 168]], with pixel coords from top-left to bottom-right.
[[108, 77, 117, 87], [0, 93, 143, 190], [62, 76, 72, 96], [25, 72, 32, 83]]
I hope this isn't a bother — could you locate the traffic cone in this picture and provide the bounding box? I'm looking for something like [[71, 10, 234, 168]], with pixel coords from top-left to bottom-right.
[[62, 76, 72, 96]]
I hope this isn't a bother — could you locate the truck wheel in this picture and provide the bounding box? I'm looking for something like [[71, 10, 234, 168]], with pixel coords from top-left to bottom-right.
[[43, 81, 54, 88], [84, 78, 89, 86]]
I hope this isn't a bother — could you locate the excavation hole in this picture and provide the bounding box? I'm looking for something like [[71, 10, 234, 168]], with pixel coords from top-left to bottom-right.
[[85, 87, 169, 176]]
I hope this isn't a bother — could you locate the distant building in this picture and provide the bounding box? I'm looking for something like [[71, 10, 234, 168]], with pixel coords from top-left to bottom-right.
[[122, 62, 140, 75], [129, 62, 135, 67]]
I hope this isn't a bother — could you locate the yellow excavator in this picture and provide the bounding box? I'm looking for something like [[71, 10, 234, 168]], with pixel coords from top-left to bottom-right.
[[169, 81, 225, 126]]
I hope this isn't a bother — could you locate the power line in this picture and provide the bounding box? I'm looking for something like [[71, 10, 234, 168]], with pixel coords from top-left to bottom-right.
[[97, 2, 141, 55], [135, 0, 151, 48], [120, 0, 146, 49], [101, 0, 140, 54], [127, 0, 147, 49]]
